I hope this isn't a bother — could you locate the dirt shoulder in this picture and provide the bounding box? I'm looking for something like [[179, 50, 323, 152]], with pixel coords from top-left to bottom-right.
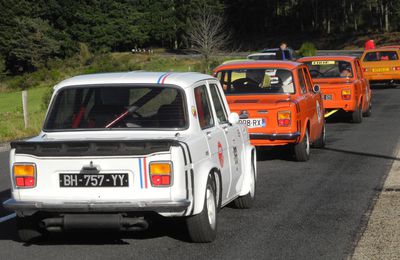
[[352, 145, 400, 259]]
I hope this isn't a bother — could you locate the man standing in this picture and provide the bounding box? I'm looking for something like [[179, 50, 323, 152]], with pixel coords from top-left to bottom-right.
[[277, 42, 293, 60]]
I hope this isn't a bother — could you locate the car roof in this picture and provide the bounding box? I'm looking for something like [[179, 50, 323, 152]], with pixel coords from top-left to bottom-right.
[[363, 48, 400, 53], [214, 60, 302, 71], [54, 71, 215, 91], [298, 56, 357, 62]]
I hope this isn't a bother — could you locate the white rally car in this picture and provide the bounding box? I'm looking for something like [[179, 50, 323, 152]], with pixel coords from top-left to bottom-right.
[[4, 72, 256, 243]]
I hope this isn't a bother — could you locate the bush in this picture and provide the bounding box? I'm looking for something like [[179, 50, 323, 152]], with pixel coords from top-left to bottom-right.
[[298, 42, 317, 57], [41, 87, 54, 110]]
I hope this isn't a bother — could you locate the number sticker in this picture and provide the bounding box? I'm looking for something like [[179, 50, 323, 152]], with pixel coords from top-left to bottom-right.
[[311, 61, 335, 65]]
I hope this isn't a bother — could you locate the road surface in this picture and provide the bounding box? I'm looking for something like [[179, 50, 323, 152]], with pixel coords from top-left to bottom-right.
[[0, 87, 399, 259]]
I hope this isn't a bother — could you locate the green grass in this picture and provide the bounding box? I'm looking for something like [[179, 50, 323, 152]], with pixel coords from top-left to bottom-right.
[[0, 87, 48, 141], [0, 52, 243, 142]]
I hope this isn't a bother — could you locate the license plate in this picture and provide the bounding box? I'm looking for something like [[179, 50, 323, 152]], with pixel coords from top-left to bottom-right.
[[323, 94, 333, 100], [238, 118, 266, 128], [372, 67, 390, 73], [59, 173, 129, 187]]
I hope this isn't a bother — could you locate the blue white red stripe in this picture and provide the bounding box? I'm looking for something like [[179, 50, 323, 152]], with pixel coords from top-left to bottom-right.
[[157, 73, 171, 84], [138, 158, 148, 189]]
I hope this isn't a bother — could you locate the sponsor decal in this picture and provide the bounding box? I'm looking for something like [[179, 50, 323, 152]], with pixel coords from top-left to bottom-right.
[[191, 106, 197, 117], [311, 61, 335, 65], [138, 157, 148, 189], [316, 100, 322, 123], [218, 142, 224, 168]]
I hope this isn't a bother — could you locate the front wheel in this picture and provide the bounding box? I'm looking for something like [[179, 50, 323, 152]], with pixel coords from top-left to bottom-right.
[[186, 174, 217, 243], [312, 124, 326, 148], [363, 102, 372, 117], [294, 129, 310, 162], [352, 104, 363, 123], [233, 158, 256, 209]]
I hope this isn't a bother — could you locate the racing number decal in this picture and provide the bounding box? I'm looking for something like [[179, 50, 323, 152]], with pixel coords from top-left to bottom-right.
[[316, 100, 322, 123], [218, 142, 224, 168]]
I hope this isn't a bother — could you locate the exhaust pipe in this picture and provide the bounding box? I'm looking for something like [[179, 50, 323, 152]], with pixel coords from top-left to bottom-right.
[[41, 214, 149, 232]]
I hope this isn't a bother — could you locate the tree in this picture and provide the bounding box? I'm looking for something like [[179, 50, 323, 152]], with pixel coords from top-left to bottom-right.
[[189, 4, 228, 73]]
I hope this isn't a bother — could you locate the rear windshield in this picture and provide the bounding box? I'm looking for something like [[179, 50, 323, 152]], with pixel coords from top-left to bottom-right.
[[304, 60, 353, 78], [44, 86, 187, 130], [363, 51, 398, 62], [216, 68, 295, 94]]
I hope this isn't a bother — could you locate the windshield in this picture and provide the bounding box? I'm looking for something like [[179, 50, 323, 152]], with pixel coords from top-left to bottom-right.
[[304, 60, 353, 78], [217, 68, 295, 94], [363, 51, 398, 61], [44, 86, 187, 130]]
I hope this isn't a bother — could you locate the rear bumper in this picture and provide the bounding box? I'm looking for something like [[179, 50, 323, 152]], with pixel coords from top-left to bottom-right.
[[250, 132, 300, 141], [323, 100, 356, 112], [3, 198, 190, 213], [365, 73, 400, 81]]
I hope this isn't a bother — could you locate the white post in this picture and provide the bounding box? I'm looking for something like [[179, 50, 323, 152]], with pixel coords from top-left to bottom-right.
[[22, 90, 28, 129]]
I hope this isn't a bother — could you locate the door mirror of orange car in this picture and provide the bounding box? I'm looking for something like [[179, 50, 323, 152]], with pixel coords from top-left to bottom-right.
[[313, 84, 320, 93], [228, 112, 240, 125]]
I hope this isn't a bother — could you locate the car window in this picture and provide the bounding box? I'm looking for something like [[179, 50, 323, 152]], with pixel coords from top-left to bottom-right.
[[194, 85, 215, 129], [217, 68, 295, 95], [363, 51, 399, 61], [297, 69, 307, 94], [209, 83, 228, 124], [304, 60, 353, 78], [45, 86, 186, 130], [303, 68, 313, 92]]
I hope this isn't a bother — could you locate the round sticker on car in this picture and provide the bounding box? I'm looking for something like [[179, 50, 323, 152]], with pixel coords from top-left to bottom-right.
[[218, 142, 224, 168], [316, 100, 322, 123]]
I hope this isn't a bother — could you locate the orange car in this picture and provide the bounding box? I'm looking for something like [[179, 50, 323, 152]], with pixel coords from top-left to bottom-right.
[[360, 48, 400, 86], [298, 56, 372, 123], [213, 60, 325, 161]]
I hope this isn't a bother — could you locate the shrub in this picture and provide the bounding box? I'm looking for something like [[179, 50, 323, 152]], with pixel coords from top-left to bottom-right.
[[298, 42, 317, 57], [41, 87, 54, 110]]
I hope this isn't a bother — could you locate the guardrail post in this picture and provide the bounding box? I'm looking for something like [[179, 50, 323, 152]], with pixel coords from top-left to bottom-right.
[[22, 90, 28, 129]]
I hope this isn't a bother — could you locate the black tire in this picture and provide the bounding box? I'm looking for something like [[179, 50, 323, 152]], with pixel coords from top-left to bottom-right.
[[363, 101, 372, 117], [233, 157, 256, 209], [186, 174, 217, 243], [294, 129, 310, 162], [312, 124, 326, 148], [352, 104, 363, 123], [16, 215, 46, 242]]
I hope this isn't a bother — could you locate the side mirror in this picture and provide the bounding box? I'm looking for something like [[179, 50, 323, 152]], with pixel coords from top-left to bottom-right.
[[313, 84, 320, 93], [228, 112, 240, 125]]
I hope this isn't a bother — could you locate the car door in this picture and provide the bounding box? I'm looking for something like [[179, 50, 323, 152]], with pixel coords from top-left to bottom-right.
[[355, 59, 370, 109], [208, 81, 242, 198], [193, 84, 231, 201], [303, 67, 323, 141]]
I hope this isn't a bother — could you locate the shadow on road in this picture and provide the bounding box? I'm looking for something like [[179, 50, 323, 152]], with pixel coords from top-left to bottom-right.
[[256, 146, 295, 162], [0, 212, 192, 245], [322, 147, 400, 161]]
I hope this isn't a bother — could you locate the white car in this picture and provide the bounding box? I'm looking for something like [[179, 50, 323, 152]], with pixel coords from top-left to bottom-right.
[[4, 72, 257, 243]]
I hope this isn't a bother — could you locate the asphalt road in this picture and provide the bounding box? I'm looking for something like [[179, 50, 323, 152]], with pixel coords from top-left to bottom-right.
[[1, 87, 400, 260]]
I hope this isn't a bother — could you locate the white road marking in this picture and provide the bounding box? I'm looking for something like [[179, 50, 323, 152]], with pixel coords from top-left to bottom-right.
[[0, 213, 16, 223]]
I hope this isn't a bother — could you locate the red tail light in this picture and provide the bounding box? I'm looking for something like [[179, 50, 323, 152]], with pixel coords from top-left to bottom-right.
[[362, 68, 368, 72], [149, 162, 172, 187], [277, 111, 291, 127], [342, 89, 351, 100], [13, 164, 36, 188], [393, 67, 400, 71]]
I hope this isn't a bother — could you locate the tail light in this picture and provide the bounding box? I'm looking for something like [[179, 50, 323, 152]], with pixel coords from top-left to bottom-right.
[[149, 162, 172, 186], [13, 163, 36, 188], [277, 111, 291, 127], [342, 89, 351, 100], [393, 66, 400, 71], [362, 68, 368, 72]]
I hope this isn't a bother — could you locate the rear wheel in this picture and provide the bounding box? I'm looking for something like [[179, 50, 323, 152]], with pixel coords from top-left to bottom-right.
[[294, 129, 310, 162], [352, 104, 363, 123], [16, 215, 46, 242], [312, 124, 326, 148], [186, 174, 217, 243], [233, 158, 256, 209]]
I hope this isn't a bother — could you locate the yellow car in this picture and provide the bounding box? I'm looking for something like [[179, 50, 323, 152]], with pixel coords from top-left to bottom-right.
[[360, 48, 400, 86]]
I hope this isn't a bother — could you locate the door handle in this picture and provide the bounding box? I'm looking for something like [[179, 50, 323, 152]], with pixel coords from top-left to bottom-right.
[[206, 131, 212, 138], [222, 126, 229, 132]]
